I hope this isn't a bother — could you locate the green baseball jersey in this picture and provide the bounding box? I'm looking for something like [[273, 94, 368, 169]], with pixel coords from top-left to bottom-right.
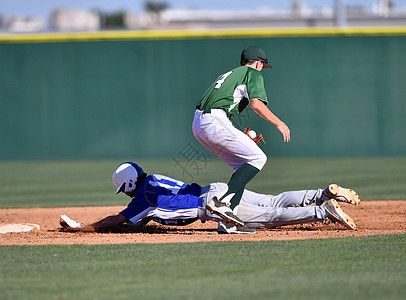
[[196, 66, 268, 117]]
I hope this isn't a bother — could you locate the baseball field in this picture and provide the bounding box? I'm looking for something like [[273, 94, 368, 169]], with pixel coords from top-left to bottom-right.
[[1, 157, 405, 299], [1, 24, 406, 299]]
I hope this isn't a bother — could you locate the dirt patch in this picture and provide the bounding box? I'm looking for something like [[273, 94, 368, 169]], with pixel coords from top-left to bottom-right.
[[1, 201, 405, 245]]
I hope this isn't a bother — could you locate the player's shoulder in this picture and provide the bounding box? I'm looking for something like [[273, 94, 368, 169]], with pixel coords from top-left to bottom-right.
[[225, 66, 255, 80], [246, 66, 263, 76], [147, 174, 187, 188], [232, 66, 262, 78], [145, 174, 165, 184], [137, 174, 161, 190], [232, 65, 249, 73], [245, 68, 264, 85], [149, 173, 178, 182]]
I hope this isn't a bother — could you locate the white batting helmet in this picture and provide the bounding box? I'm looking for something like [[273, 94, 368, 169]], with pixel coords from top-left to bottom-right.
[[112, 162, 146, 194]]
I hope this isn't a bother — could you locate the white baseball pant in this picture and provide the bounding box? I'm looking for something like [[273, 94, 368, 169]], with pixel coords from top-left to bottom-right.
[[198, 183, 328, 228], [192, 109, 267, 172]]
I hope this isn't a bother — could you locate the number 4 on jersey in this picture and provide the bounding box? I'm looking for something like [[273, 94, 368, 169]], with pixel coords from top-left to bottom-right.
[[215, 71, 232, 89]]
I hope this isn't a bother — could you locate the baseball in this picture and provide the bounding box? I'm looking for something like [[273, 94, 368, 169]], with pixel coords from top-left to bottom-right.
[[248, 130, 256, 139]]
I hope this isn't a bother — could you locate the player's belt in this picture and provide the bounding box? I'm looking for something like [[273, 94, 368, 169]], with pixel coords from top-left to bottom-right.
[[202, 109, 230, 119]]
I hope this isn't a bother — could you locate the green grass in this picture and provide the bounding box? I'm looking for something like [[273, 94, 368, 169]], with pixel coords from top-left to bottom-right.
[[1, 234, 405, 300], [0, 157, 405, 208]]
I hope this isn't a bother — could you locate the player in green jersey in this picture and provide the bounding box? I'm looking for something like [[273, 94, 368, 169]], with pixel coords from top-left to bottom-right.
[[193, 46, 291, 227]]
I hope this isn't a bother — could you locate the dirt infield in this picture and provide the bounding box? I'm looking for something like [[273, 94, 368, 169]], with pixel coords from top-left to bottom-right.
[[1, 201, 405, 245]]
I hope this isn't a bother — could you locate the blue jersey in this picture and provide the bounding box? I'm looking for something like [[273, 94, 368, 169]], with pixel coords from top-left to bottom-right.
[[120, 174, 202, 225]]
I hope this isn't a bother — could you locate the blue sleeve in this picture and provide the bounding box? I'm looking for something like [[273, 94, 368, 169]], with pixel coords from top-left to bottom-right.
[[120, 196, 152, 223]]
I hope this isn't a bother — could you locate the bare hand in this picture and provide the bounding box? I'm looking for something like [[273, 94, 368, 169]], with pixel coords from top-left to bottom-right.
[[276, 122, 291, 142]]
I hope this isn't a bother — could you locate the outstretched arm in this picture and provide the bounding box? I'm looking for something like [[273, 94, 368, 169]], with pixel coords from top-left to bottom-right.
[[250, 99, 291, 142], [86, 214, 128, 231], [60, 213, 128, 232]]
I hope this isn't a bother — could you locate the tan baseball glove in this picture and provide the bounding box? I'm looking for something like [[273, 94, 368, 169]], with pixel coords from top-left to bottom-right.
[[244, 128, 266, 145]]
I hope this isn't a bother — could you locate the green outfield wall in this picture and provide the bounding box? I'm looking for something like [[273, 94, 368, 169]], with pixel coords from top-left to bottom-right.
[[1, 28, 405, 160]]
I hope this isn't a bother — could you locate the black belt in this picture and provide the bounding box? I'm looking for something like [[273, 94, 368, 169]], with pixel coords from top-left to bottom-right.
[[199, 108, 232, 120]]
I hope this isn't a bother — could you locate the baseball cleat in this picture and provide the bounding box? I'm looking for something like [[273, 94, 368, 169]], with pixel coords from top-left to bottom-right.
[[323, 199, 357, 230], [206, 196, 245, 227], [217, 220, 256, 234], [60, 214, 84, 230], [324, 184, 361, 205]]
